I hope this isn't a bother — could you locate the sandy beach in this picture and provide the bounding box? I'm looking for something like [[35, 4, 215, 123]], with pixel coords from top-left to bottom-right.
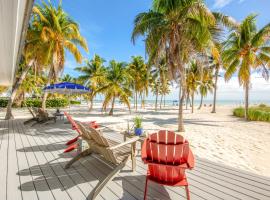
[[1, 104, 270, 177]]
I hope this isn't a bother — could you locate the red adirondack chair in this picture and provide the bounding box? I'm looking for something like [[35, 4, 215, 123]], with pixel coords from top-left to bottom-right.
[[64, 112, 99, 153], [141, 130, 195, 200]]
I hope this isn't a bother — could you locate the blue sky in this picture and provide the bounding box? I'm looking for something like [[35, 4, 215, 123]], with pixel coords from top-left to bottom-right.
[[45, 0, 270, 102]]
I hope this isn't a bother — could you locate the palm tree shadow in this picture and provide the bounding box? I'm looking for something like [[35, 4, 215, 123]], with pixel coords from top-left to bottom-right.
[[86, 174, 171, 200]]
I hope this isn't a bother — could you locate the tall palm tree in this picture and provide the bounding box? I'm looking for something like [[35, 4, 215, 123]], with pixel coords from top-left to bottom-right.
[[76, 54, 106, 110], [150, 57, 168, 111], [128, 56, 148, 111], [32, 1, 88, 109], [223, 14, 270, 120], [159, 80, 170, 109], [5, 22, 50, 119], [186, 61, 201, 113], [210, 44, 222, 113], [132, 0, 219, 131], [198, 68, 214, 109], [97, 60, 132, 115]]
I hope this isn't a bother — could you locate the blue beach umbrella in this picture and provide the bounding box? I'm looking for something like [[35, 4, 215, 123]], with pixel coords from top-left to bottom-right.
[[43, 82, 90, 94], [43, 82, 91, 112]]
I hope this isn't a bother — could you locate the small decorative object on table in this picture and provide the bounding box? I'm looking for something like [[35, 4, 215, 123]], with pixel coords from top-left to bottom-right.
[[134, 116, 143, 136], [54, 108, 64, 120]]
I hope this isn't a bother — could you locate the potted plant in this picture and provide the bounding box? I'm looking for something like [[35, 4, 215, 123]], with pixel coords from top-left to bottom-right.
[[134, 116, 143, 136]]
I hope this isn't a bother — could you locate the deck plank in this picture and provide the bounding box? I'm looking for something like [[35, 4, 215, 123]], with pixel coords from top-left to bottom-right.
[[0, 120, 8, 200], [18, 120, 56, 200], [6, 120, 23, 200], [13, 120, 39, 200], [1, 119, 270, 200]]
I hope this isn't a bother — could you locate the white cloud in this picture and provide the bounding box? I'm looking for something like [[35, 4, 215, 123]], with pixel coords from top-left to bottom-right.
[[213, 0, 246, 9], [151, 72, 270, 104]]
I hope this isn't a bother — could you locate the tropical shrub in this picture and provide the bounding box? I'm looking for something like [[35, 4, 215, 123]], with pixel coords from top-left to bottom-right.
[[233, 107, 270, 122], [70, 100, 81, 105], [0, 98, 9, 107], [22, 98, 68, 108], [23, 99, 42, 107], [45, 98, 69, 108]]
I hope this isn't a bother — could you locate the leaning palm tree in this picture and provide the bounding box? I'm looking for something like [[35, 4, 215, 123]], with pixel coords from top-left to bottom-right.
[[76, 54, 107, 110], [97, 60, 132, 116], [5, 22, 50, 119], [223, 14, 270, 120], [32, 1, 88, 109]]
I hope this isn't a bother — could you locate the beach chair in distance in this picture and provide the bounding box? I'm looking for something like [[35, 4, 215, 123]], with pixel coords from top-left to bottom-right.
[[65, 123, 139, 199], [141, 130, 195, 200]]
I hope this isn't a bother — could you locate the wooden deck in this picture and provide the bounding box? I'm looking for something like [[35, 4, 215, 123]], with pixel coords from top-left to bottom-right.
[[0, 119, 270, 200]]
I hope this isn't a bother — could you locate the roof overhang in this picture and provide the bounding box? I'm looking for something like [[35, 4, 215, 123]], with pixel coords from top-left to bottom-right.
[[0, 0, 34, 86]]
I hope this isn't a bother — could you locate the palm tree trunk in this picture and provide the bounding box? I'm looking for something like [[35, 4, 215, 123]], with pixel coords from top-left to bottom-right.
[[160, 95, 163, 109], [135, 91, 137, 111], [244, 83, 249, 120], [191, 92, 194, 113], [155, 90, 158, 111], [42, 68, 54, 109], [178, 84, 185, 132], [109, 96, 116, 116], [185, 92, 189, 110], [88, 96, 94, 111], [5, 62, 33, 120], [163, 95, 165, 107], [198, 93, 203, 110], [211, 65, 219, 113]]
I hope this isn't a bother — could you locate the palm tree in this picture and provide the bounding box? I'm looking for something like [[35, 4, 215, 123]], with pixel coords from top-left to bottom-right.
[[76, 54, 106, 110], [186, 61, 201, 113], [128, 56, 148, 111], [150, 57, 168, 111], [32, 1, 88, 109], [97, 60, 132, 115], [223, 14, 270, 120], [159, 80, 170, 109], [132, 0, 219, 131], [210, 45, 222, 113], [61, 74, 74, 82], [5, 22, 50, 119], [151, 80, 161, 111], [0, 86, 7, 94], [198, 68, 214, 109]]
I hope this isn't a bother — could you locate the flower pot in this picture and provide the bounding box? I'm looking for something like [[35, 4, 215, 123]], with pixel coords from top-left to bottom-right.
[[134, 128, 143, 136]]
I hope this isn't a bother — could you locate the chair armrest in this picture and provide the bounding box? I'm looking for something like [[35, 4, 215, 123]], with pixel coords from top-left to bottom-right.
[[146, 161, 189, 168], [96, 127, 106, 131], [108, 136, 140, 150]]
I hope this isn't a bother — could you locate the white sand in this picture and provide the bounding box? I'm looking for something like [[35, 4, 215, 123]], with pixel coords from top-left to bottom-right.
[[1, 103, 270, 177]]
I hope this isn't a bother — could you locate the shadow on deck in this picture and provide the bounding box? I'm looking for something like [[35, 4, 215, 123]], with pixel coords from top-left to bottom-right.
[[0, 119, 270, 200]]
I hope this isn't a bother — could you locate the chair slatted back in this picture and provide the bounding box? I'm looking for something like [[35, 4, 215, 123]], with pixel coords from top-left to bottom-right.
[[37, 108, 49, 120], [143, 130, 194, 185], [78, 123, 118, 164], [64, 112, 79, 131]]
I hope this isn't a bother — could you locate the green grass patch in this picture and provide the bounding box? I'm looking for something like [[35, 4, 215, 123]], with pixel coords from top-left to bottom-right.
[[70, 100, 81, 105], [233, 105, 270, 122]]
